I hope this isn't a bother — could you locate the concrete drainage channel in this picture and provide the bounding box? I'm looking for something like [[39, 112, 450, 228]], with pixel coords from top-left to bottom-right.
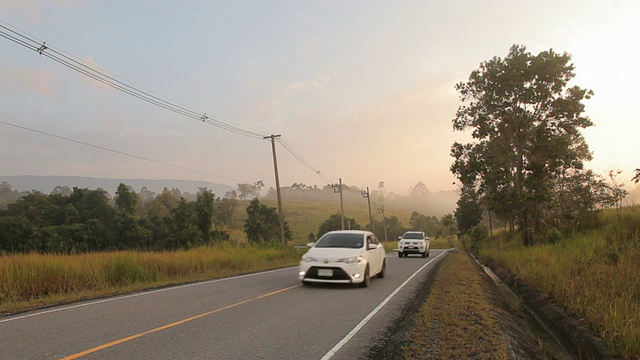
[[469, 253, 575, 360]]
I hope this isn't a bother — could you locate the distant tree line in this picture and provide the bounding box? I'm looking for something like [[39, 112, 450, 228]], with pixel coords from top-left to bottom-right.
[[313, 211, 457, 242], [0, 182, 286, 254]]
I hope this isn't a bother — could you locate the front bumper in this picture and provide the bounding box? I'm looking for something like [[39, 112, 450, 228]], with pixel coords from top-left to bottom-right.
[[398, 247, 425, 254], [299, 262, 367, 284]]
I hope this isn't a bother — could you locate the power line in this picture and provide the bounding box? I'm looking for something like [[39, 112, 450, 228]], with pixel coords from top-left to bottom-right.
[[1, 21, 339, 186], [277, 138, 335, 184], [0, 22, 267, 140], [0, 120, 248, 184]]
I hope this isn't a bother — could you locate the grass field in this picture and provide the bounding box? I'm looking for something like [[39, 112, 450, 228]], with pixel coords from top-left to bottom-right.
[[0, 243, 304, 315], [478, 208, 640, 358]]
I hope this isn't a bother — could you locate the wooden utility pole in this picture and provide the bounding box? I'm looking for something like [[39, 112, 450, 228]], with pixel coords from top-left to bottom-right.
[[264, 134, 285, 243], [332, 178, 345, 230], [380, 204, 388, 242], [362, 187, 374, 232]]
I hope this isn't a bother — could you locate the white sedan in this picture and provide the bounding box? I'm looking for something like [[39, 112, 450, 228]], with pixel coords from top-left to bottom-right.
[[299, 230, 386, 287]]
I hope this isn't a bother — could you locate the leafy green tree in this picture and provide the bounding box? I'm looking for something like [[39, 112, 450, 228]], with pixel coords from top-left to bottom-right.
[[215, 197, 238, 228], [378, 215, 405, 241], [194, 188, 215, 244], [143, 188, 180, 218], [115, 183, 140, 215], [69, 187, 116, 225], [440, 213, 457, 237], [409, 211, 442, 236], [0, 216, 35, 253], [7, 192, 55, 226], [244, 198, 291, 243], [454, 188, 483, 235], [168, 198, 201, 250], [451, 45, 594, 246], [138, 186, 156, 204], [317, 213, 361, 238]]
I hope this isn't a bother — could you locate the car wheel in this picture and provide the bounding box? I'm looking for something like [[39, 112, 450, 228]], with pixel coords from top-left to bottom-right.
[[377, 260, 386, 278], [359, 266, 370, 288], [421, 251, 427, 258], [426, 250, 430, 257], [398, 252, 403, 258]]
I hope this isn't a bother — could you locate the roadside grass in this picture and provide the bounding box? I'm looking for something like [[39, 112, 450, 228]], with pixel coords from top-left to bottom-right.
[[478, 210, 640, 358], [0, 243, 304, 315], [403, 248, 510, 359]]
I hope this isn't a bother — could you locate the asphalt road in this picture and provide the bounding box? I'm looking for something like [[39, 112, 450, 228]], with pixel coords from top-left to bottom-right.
[[0, 249, 449, 360]]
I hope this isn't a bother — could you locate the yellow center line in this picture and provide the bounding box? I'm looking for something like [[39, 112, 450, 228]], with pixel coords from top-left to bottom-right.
[[60, 284, 300, 360]]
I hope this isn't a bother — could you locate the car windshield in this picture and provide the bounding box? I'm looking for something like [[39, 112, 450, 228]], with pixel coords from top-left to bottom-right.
[[403, 232, 424, 239], [315, 233, 364, 249]]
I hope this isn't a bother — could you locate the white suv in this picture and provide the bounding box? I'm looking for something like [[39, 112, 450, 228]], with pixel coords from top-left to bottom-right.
[[397, 231, 430, 258]]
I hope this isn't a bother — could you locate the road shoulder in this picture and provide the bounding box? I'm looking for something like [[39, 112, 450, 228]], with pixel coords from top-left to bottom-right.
[[370, 249, 551, 359]]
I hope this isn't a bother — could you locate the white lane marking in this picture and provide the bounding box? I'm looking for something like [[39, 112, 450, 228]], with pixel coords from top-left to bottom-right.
[[320, 249, 450, 360], [0, 266, 297, 324]]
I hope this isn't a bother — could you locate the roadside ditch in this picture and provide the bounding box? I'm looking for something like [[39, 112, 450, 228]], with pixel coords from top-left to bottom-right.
[[479, 256, 614, 360]]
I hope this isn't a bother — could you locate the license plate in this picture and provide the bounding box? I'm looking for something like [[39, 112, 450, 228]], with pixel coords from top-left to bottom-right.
[[318, 269, 333, 277], [406, 246, 415, 249]]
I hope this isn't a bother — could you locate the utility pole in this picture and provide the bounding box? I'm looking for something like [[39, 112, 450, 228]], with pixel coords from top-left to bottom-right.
[[361, 187, 374, 233], [332, 178, 345, 230], [379, 204, 388, 242], [264, 134, 285, 243], [378, 181, 387, 242]]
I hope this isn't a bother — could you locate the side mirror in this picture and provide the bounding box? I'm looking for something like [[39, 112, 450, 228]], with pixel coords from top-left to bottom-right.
[[397, 236, 402, 241], [367, 244, 378, 250], [306, 242, 315, 248]]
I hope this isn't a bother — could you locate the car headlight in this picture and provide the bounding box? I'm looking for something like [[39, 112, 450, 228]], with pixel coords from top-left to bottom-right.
[[337, 255, 364, 264], [302, 255, 317, 263]]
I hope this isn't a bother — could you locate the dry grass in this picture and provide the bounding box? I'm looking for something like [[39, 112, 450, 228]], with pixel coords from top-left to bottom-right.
[[0, 243, 303, 315], [403, 249, 510, 359], [480, 210, 640, 358]]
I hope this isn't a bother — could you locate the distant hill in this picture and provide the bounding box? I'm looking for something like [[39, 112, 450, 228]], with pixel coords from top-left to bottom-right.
[[1, 175, 234, 197]]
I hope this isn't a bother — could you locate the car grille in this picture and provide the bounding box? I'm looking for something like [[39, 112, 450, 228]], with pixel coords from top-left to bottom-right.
[[304, 266, 351, 281]]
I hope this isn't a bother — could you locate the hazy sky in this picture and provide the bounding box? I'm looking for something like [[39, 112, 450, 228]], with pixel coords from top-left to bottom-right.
[[1, 1, 638, 195]]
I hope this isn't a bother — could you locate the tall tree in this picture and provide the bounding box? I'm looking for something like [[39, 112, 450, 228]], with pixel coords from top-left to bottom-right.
[[115, 183, 140, 215], [244, 198, 291, 243], [169, 198, 201, 250], [215, 197, 238, 227], [194, 188, 215, 244], [451, 45, 594, 246], [454, 188, 483, 235]]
